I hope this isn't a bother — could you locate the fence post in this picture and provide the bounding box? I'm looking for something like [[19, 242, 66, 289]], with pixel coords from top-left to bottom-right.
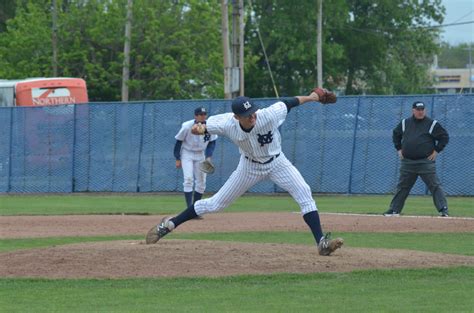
[[71, 104, 77, 192], [136, 103, 145, 192], [347, 97, 362, 194], [7, 108, 13, 192]]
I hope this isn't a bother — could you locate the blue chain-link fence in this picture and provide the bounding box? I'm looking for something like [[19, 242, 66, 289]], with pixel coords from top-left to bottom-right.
[[0, 94, 472, 195]]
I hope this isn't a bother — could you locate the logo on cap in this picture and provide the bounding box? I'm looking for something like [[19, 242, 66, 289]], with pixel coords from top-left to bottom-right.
[[195, 107, 207, 115], [412, 101, 425, 110], [232, 96, 259, 116]]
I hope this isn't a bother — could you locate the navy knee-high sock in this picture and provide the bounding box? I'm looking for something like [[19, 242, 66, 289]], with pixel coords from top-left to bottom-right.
[[303, 211, 324, 244], [184, 192, 193, 208], [193, 192, 203, 203], [171, 205, 198, 228]]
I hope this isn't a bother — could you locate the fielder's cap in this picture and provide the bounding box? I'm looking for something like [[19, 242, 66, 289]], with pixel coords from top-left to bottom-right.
[[194, 107, 207, 115], [412, 101, 425, 110], [232, 96, 258, 117]]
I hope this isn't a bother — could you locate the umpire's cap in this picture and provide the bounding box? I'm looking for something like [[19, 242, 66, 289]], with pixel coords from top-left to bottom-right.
[[412, 101, 425, 110], [232, 96, 258, 117], [194, 107, 207, 115]]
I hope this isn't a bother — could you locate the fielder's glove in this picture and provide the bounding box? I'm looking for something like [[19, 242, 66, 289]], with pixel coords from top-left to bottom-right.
[[311, 87, 337, 104], [199, 159, 215, 174]]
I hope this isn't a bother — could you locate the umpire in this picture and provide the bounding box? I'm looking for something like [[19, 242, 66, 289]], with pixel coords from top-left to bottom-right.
[[384, 101, 449, 217]]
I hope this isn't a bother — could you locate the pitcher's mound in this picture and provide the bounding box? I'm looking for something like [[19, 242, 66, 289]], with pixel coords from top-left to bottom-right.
[[1, 240, 472, 279]]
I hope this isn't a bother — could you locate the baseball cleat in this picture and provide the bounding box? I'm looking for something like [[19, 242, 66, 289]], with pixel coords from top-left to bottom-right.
[[145, 217, 175, 244], [383, 210, 400, 217], [439, 208, 449, 217], [318, 232, 344, 256]]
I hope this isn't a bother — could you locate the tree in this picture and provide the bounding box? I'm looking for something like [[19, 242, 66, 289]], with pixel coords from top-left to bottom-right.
[[0, 1, 52, 78], [127, 0, 223, 100], [337, 0, 444, 94], [0, 0, 224, 101], [438, 42, 473, 69], [0, 0, 22, 33], [244, 0, 445, 96], [244, 0, 347, 97]]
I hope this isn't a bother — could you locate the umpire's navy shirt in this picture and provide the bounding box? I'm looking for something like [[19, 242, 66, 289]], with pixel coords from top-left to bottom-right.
[[392, 116, 449, 160]]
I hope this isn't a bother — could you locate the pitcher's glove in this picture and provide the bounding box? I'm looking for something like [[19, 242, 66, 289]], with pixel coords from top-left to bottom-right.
[[311, 87, 337, 104], [199, 159, 215, 174]]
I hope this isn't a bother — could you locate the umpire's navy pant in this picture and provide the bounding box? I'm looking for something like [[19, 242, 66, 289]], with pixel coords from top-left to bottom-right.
[[389, 158, 447, 213]]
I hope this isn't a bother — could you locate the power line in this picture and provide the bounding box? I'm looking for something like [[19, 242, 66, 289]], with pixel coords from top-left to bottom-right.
[[424, 20, 474, 29], [247, 0, 279, 98], [327, 20, 474, 34], [450, 10, 474, 24]]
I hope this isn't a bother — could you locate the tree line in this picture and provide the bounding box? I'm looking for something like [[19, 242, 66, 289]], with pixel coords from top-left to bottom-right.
[[0, 0, 464, 101]]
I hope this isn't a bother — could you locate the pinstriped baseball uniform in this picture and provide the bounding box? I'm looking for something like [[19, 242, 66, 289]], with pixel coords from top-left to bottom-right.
[[175, 119, 218, 194], [194, 101, 317, 215], [146, 92, 344, 255]]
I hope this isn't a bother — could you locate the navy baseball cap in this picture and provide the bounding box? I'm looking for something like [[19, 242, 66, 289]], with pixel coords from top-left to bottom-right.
[[232, 96, 258, 117], [194, 107, 207, 115], [412, 101, 425, 110]]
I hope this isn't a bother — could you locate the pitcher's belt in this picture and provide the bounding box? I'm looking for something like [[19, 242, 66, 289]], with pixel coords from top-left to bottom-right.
[[245, 153, 280, 164]]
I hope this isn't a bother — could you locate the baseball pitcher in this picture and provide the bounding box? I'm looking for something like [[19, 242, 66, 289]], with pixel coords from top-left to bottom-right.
[[148, 88, 343, 256]]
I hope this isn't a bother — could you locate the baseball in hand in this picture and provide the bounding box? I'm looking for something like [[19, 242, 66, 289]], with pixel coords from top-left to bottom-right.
[[194, 122, 205, 135]]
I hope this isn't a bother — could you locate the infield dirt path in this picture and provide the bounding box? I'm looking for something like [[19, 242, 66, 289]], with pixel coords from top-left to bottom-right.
[[1, 212, 472, 239]]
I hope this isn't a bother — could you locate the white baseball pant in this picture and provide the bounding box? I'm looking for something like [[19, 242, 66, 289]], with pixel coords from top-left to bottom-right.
[[181, 149, 206, 193], [194, 153, 317, 215]]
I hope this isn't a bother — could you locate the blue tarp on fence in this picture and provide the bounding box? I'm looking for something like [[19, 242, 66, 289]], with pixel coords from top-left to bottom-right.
[[0, 94, 472, 195]]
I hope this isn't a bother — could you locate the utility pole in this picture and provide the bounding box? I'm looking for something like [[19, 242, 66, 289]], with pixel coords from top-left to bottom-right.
[[221, 0, 244, 99], [238, 0, 244, 96], [231, 0, 243, 98], [222, 0, 244, 98], [221, 0, 232, 99], [51, 0, 58, 76], [462, 46, 473, 93], [316, 0, 323, 87], [121, 0, 133, 102], [469, 44, 472, 93]]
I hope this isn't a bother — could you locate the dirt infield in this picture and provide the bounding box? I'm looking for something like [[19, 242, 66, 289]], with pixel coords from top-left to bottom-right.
[[1, 212, 473, 239], [1, 213, 473, 278]]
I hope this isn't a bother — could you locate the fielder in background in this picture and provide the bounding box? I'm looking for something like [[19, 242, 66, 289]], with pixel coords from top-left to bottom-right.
[[147, 88, 344, 256], [174, 107, 218, 209], [384, 101, 450, 217]]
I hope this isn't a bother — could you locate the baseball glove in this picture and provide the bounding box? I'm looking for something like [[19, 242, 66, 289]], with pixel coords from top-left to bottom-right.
[[311, 87, 337, 104], [199, 159, 215, 174]]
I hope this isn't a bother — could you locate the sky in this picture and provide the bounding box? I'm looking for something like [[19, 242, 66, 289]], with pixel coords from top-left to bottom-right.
[[439, 0, 473, 45]]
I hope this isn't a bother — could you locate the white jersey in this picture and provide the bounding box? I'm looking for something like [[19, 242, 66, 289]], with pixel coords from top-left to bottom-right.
[[206, 101, 286, 163], [175, 119, 218, 152]]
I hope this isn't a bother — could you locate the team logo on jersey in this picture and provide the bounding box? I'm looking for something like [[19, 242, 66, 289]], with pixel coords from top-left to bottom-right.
[[243, 101, 252, 110], [257, 131, 273, 146], [203, 133, 211, 142]]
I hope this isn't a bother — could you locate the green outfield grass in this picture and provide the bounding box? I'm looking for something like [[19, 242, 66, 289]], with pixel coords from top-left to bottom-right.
[[0, 194, 473, 312], [1, 267, 473, 313], [0, 194, 473, 216]]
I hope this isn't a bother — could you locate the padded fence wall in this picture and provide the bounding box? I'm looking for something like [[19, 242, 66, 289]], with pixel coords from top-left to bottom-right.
[[0, 94, 472, 195]]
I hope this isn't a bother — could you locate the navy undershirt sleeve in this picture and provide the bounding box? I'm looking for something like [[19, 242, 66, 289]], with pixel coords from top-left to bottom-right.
[[205, 140, 216, 158], [281, 97, 300, 113], [174, 140, 183, 160]]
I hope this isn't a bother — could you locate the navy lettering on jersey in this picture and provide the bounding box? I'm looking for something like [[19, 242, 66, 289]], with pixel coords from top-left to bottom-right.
[[257, 131, 273, 147], [204, 133, 211, 142]]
